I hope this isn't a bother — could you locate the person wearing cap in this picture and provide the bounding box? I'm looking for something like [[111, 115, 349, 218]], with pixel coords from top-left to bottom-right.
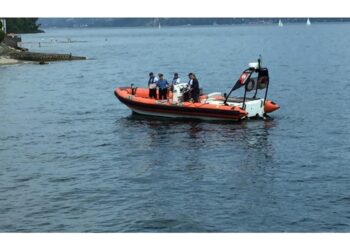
[[183, 72, 194, 101], [172, 73, 181, 85], [188, 73, 200, 102], [148, 72, 158, 99], [156, 73, 169, 100], [169, 73, 181, 92]]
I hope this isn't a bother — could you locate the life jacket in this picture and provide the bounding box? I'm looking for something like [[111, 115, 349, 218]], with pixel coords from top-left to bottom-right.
[[148, 76, 157, 89]]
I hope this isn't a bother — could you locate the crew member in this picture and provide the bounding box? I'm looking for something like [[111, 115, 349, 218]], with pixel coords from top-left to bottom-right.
[[148, 72, 158, 99], [188, 73, 200, 102], [156, 73, 169, 100], [169, 72, 181, 92], [173, 72, 181, 84]]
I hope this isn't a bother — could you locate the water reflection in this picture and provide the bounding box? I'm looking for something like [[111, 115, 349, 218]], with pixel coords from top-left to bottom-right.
[[116, 115, 277, 223], [188, 121, 203, 139], [116, 113, 277, 168]]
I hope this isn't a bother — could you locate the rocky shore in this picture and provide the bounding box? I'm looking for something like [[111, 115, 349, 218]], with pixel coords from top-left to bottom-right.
[[0, 43, 86, 66], [0, 44, 20, 65]]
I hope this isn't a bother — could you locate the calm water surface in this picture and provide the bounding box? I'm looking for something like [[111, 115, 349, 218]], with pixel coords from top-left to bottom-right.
[[1, 24, 350, 232]]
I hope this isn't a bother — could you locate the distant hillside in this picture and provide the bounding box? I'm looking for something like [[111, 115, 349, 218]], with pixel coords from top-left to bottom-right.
[[38, 18, 350, 28]]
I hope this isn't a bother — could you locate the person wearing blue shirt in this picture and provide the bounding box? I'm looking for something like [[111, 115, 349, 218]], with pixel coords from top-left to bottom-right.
[[156, 73, 169, 100]]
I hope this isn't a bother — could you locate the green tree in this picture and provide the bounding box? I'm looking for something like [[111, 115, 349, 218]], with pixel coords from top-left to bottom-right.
[[6, 18, 42, 33], [0, 21, 4, 42], [0, 30, 5, 42]]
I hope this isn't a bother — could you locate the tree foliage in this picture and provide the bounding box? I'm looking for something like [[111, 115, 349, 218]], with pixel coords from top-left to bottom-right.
[[6, 18, 42, 34], [0, 30, 5, 42]]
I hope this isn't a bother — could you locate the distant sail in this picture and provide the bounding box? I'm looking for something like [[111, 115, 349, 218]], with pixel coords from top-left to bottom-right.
[[306, 18, 311, 26], [278, 19, 283, 27], [156, 18, 161, 29]]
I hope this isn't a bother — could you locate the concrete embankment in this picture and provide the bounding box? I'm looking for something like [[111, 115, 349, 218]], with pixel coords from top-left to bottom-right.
[[9, 51, 86, 62], [0, 43, 86, 65]]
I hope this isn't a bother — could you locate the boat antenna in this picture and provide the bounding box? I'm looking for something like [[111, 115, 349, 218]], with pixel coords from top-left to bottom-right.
[[258, 55, 262, 69]]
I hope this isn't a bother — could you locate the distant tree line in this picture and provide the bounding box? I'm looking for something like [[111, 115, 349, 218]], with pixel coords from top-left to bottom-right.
[[38, 18, 350, 28], [5, 18, 43, 33]]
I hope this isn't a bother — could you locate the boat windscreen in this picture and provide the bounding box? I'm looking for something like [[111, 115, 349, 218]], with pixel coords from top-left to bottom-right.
[[231, 69, 253, 92]]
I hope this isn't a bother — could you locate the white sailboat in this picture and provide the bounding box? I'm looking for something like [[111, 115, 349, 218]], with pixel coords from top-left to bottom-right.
[[158, 19, 161, 29], [306, 18, 311, 26], [278, 19, 283, 27]]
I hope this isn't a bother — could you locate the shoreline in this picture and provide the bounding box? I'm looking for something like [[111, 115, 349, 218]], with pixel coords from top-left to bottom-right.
[[0, 43, 19, 66], [0, 56, 20, 66], [0, 43, 23, 66], [0, 43, 86, 66]]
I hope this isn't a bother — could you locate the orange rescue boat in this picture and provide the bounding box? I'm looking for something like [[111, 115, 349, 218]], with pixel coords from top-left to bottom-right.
[[114, 59, 279, 121]]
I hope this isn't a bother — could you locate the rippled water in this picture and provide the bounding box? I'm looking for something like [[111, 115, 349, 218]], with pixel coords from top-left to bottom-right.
[[1, 23, 350, 232]]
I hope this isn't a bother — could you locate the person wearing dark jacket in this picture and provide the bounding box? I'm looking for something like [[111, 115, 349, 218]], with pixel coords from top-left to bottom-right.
[[188, 73, 200, 102]]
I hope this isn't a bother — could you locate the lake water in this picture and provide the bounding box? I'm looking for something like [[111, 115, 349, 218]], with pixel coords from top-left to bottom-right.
[[1, 23, 350, 232]]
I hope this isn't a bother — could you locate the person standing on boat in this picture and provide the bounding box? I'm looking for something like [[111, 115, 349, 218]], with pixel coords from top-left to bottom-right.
[[173, 73, 181, 84], [156, 73, 169, 100], [169, 72, 181, 92], [187, 73, 200, 102], [148, 72, 158, 99]]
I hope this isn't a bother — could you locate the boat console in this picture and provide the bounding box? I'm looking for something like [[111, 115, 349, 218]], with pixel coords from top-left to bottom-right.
[[172, 83, 189, 103]]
